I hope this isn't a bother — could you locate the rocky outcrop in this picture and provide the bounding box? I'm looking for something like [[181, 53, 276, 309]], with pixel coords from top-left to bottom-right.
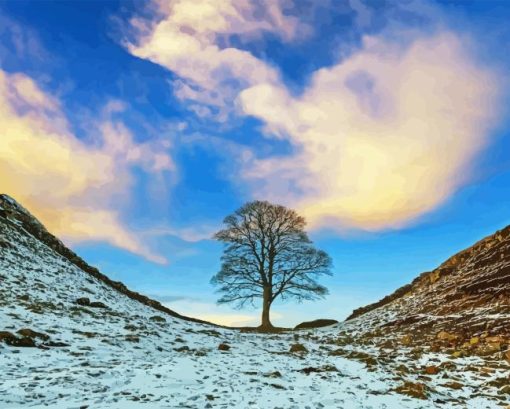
[[0, 330, 36, 347], [348, 225, 510, 321], [289, 343, 307, 353], [345, 224, 510, 358], [17, 328, 49, 340], [294, 319, 338, 330]]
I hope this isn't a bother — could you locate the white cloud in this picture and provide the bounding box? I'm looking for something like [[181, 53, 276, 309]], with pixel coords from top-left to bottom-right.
[[127, 0, 505, 232], [0, 69, 173, 263], [238, 32, 503, 230], [126, 0, 308, 120], [144, 224, 219, 243]]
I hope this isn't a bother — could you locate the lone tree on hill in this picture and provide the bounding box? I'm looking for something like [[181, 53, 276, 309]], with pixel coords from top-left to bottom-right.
[[211, 200, 332, 329]]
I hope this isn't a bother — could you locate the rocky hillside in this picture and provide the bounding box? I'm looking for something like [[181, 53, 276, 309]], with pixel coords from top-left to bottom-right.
[[0, 194, 211, 326], [346, 224, 510, 353], [1, 194, 509, 408]]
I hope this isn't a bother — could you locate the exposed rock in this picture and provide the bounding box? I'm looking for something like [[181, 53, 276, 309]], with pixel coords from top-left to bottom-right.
[[443, 382, 463, 390], [299, 365, 338, 375], [125, 335, 140, 343], [437, 331, 459, 342], [88, 301, 108, 309], [76, 298, 107, 308], [294, 319, 338, 330], [477, 342, 501, 356], [424, 365, 440, 375], [401, 334, 412, 346], [289, 343, 308, 353], [149, 316, 166, 323], [469, 336, 480, 345], [263, 371, 282, 378], [0, 330, 36, 347], [11, 337, 36, 347], [43, 341, 70, 347], [347, 225, 510, 356], [393, 381, 428, 400], [0, 331, 18, 344], [0, 194, 215, 327], [75, 297, 90, 306], [17, 328, 49, 340], [218, 343, 230, 351], [485, 335, 505, 343]]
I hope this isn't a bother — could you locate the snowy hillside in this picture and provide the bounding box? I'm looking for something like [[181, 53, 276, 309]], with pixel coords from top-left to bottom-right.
[[0, 194, 509, 408]]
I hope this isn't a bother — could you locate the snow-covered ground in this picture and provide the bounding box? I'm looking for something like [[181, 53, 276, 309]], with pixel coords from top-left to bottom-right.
[[1, 204, 509, 408]]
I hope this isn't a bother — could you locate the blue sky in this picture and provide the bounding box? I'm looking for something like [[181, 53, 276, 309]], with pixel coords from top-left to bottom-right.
[[1, 0, 510, 327]]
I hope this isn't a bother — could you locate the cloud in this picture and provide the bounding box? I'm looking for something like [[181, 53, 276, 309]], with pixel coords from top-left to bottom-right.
[[0, 13, 50, 64], [238, 31, 503, 230], [127, 0, 504, 232], [144, 224, 219, 242], [150, 294, 202, 303], [0, 69, 173, 263], [126, 0, 308, 121]]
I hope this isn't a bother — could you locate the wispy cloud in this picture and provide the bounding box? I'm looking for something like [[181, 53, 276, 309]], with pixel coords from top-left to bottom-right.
[[144, 224, 219, 242], [126, 0, 308, 121], [0, 69, 173, 263], [149, 294, 202, 303], [0, 13, 50, 64]]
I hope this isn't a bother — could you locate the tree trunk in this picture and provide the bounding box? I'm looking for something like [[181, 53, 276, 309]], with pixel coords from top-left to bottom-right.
[[260, 286, 273, 330]]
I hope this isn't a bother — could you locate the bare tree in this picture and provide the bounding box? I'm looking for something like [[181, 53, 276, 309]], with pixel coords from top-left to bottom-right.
[[211, 201, 332, 329]]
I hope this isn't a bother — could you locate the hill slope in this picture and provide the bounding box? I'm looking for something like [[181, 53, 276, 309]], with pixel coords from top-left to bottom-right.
[[347, 224, 510, 348], [0, 194, 509, 408]]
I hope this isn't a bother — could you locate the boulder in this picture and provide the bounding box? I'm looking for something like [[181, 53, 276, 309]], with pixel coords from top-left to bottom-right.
[[218, 343, 230, 351], [437, 331, 459, 342], [263, 371, 282, 378], [444, 382, 463, 390], [150, 316, 166, 323], [299, 365, 338, 375], [394, 381, 428, 399], [289, 343, 308, 353], [17, 328, 49, 340], [486, 335, 505, 343], [75, 297, 90, 306], [424, 365, 440, 375], [294, 319, 338, 330], [0, 331, 36, 347], [0, 331, 18, 344], [44, 341, 70, 347], [125, 335, 140, 343], [10, 337, 36, 347], [401, 334, 413, 346], [477, 342, 501, 356], [89, 301, 108, 309]]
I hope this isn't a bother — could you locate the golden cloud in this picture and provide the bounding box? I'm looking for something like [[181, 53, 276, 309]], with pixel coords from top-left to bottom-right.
[[239, 32, 503, 230], [127, 1, 504, 232], [0, 69, 171, 263]]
